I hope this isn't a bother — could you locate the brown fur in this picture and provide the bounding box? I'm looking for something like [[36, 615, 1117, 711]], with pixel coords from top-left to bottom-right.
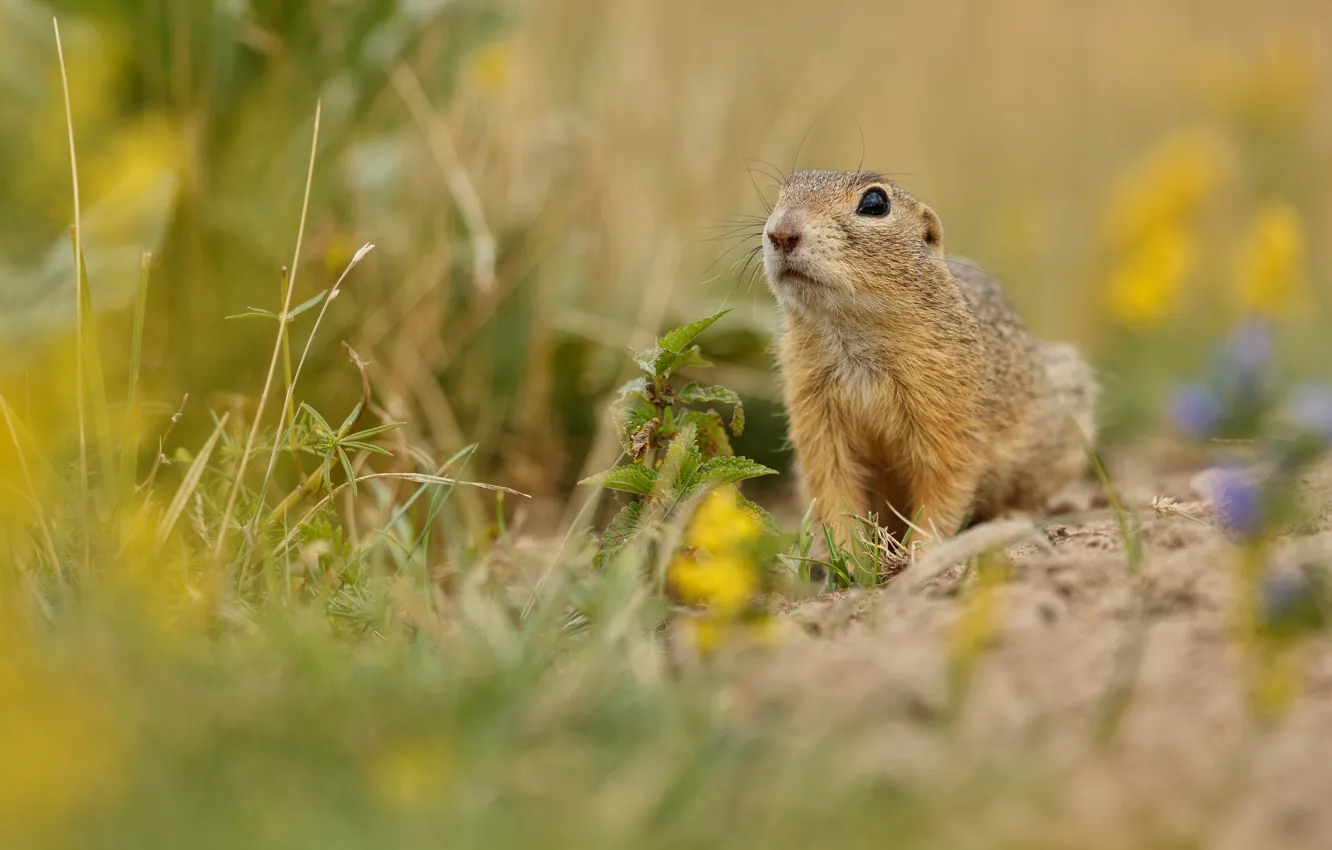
[[763, 170, 1097, 545]]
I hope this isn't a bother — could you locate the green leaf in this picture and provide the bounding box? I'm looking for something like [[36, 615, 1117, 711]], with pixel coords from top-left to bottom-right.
[[338, 401, 364, 437], [657, 423, 700, 499], [338, 448, 357, 495], [596, 500, 647, 568], [629, 346, 660, 375], [617, 402, 661, 458], [580, 463, 658, 495], [659, 308, 731, 354], [347, 421, 407, 442], [340, 441, 393, 456], [616, 376, 650, 403], [300, 402, 333, 434], [225, 309, 280, 321], [678, 382, 745, 435], [697, 456, 778, 488], [680, 409, 733, 459], [648, 345, 714, 379], [287, 289, 330, 320], [737, 495, 779, 533], [678, 382, 740, 406]]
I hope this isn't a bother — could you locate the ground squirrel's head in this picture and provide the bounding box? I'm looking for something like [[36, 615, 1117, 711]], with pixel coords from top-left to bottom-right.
[[762, 170, 948, 314]]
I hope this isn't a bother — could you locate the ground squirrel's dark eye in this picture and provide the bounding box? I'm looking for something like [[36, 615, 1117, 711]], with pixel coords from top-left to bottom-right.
[[855, 188, 890, 217]]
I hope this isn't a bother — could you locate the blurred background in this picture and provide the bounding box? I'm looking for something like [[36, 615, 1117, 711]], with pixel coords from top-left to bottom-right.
[[1, 0, 1330, 522]]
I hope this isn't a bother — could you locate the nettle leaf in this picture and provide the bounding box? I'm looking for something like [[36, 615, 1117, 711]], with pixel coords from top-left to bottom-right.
[[629, 346, 660, 375], [597, 500, 646, 567], [679, 382, 745, 435], [628, 419, 658, 461], [697, 456, 777, 488], [580, 463, 658, 495], [650, 345, 714, 379], [737, 495, 779, 533], [652, 350, 684, 378], [656, 423, 700, 499], [659, 308, 732, 354], [616, 376, 651, 404], [678, 382, 739, 405], [618, 402, 660, 456], [680, 409, 733, 459]]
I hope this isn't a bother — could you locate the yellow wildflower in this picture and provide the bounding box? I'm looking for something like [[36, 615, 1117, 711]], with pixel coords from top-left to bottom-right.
[[469, 41, 512, 95], [1194, 36, 1315, 134], [670, 552, 756, 618], [0, 632, 124, 845], [369, 739, 454, 811], [688, 487, 761, 555], [1245, 644, 1304, 726], [1102, 129, 1229, 252], [688, 617, 724, 654], [1237, 200, 1305, 316], [670, 487, 768, 652], [1106, 225, 1195, 325], [947, 554, 1011, 672]]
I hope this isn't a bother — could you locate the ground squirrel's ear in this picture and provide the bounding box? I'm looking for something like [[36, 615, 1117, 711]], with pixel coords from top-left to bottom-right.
[[920, 204, 944, 258]]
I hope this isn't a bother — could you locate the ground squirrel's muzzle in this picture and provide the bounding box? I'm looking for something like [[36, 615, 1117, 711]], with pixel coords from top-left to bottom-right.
[[764, 208, 804, 256]]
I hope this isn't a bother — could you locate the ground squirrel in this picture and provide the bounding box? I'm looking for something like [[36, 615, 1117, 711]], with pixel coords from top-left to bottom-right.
[[762, 170, 1097, 546]]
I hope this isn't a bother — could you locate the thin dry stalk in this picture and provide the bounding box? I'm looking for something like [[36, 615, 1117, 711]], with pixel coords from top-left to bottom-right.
[[276, 472, 529, 555], [248, 243, 375, 534], [214, 100, 322, 557], [157, 412, 231, 546], [53, 18, 89, 570], [559, 240, 682, 531], [901, 519, 1041, 593], [391, 65, 496, 293]]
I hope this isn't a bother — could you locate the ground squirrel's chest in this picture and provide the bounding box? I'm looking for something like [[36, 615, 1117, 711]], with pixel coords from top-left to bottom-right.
[[779, 334, 901, 420]]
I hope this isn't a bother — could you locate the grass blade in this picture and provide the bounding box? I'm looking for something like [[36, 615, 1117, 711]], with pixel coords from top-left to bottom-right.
[[53, 17, 89, 569], [121, 252, 152, 494], [69, 234, 117, 503], [215, 100, 322, 558], [0, 393, 62, 571], [247, 243, 375, 535], [157, 413, 231, 546], [276, 469, 526, 556]]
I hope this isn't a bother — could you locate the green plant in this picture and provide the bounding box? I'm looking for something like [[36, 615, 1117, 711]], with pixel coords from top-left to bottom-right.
[[580, 308, 776, 566]]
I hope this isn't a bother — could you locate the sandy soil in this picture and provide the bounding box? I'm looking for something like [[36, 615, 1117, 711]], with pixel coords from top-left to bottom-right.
[[744, 444, 1332, 850]]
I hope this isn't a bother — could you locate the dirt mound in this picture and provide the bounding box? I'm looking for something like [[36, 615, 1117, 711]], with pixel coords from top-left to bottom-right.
[[752, 451, 1332, 849]]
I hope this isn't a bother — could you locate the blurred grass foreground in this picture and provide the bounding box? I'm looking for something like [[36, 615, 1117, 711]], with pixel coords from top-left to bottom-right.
[[3, 0, 1332, 848]]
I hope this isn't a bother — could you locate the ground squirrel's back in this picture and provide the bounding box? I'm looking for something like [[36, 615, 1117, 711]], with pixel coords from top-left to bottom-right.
[[762, 170, 1096, 543], [947, 258, 1098, 521]]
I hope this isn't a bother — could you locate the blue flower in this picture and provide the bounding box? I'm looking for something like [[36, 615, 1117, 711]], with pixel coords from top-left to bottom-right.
[[1291, 383, 1332, 442], [1211, 466, 1263, 536], [1170, 383, 1220, 438], [1220, 317, 1274, 383], [1260, 566, 1327, 638]]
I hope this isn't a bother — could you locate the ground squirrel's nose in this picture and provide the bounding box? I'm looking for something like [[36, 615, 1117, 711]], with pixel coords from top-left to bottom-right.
[[765, 226, 801, 254]]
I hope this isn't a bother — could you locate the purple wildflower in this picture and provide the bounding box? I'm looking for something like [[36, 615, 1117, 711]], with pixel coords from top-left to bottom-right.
[[1170, 383, 1220, 438], [1260, 566, 1328, 636], [1290, 383, 1332, 442], [1221, 317, 1274, 382], [1210, 466, 1263, 536]]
